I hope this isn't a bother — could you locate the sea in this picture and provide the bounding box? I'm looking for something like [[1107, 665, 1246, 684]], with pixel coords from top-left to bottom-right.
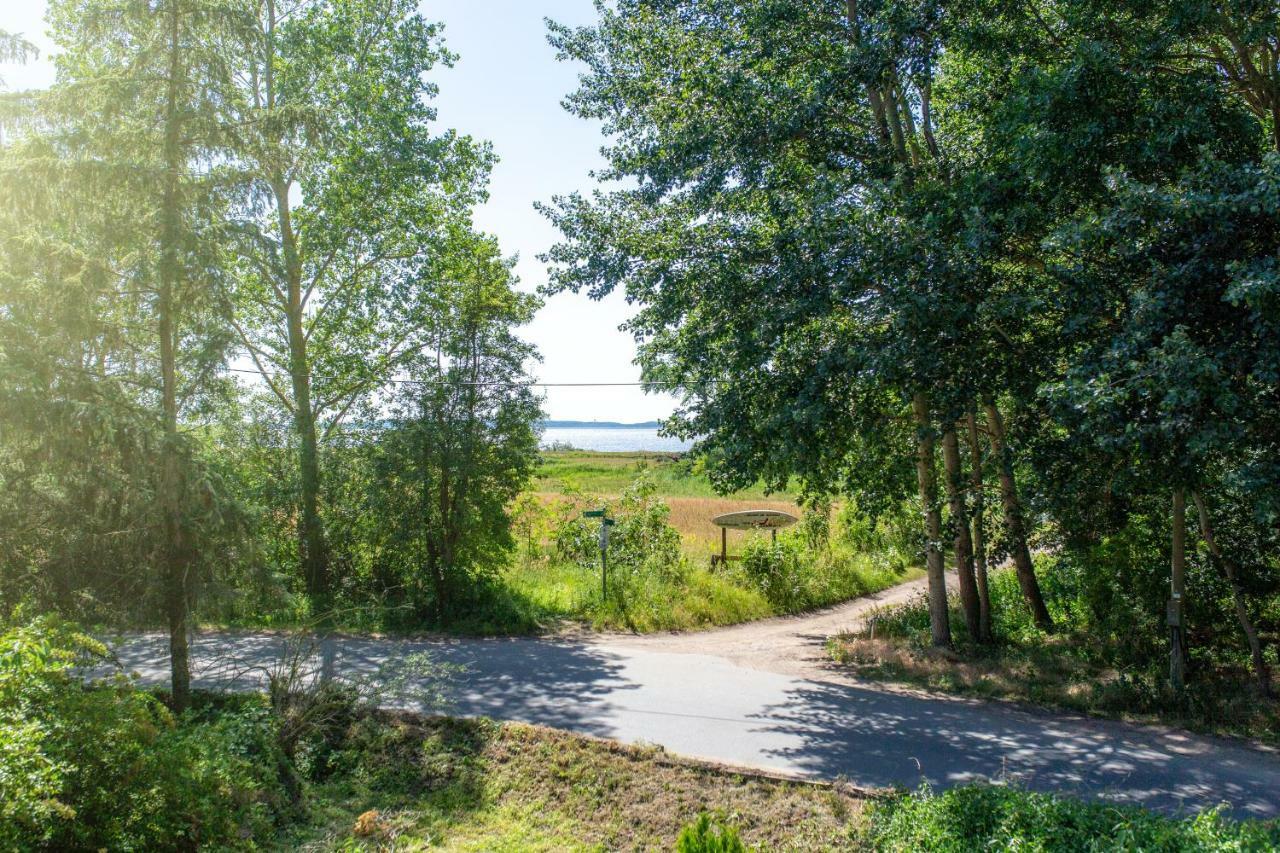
[[540, 426, 693, 454]]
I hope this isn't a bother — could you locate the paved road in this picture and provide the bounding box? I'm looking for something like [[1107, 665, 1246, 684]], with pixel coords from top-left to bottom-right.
[[110, 581, 1280, 818]]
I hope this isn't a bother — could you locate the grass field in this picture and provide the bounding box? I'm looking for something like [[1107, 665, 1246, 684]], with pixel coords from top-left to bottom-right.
[[534, 449, 803, 554], [528, 490, 803, 555], [535, 449, 798, 502], [481, 449, 916, 634]]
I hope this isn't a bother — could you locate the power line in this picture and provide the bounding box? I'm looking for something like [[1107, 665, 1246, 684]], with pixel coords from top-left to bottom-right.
[[216, 365, 697, 388]]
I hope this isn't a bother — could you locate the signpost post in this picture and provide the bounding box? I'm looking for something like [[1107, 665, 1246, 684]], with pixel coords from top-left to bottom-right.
[[583, 509, 615, 600]]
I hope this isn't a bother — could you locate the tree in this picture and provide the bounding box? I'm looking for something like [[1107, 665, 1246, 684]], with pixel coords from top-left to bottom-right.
[[0, 30, 37, 78], [0, 0, 248, 709], [541, 0, 1037, 647], [224, 0, 492, 612], [367, 232, 541, 621], [1042, 154, 1280, 689], [927, 0, 1271, 651]]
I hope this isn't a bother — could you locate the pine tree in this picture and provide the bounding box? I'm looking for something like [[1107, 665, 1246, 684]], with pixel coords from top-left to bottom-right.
[[0, 0, 249, 709]]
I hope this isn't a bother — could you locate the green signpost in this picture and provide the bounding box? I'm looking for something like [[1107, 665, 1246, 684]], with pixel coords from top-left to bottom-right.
[[583, 509, 615, 599]]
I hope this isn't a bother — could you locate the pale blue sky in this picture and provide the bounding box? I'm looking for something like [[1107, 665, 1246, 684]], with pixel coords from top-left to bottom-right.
[[1, 1, 677, 423]]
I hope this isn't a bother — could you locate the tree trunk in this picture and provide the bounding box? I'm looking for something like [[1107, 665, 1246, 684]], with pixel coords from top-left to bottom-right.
[[983, 398, 1053, 632], [158, 0, 191, 713], [1192, 492, 1269, 695], [435, 455, 453, 620], [912, 392, 951, 648], [274, 176, 329, 614], [942, 426, 981, 640], [966, 409, 993, 642], [290, 348, 327, 607], [1170, 487, 1188, 691], [265, 0, 329, 619]]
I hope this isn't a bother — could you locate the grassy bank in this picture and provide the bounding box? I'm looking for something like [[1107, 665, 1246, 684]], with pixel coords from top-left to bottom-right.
[[501, 551, 920, 634], [284, 715, 866, 850], [282, 714, 1280, 851], [829, 568, 1280, 743]]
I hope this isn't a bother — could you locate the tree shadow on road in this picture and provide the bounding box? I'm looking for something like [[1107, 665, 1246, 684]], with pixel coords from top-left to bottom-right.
[[110, 633, 639, 740], [750, 679, 1278, 818]]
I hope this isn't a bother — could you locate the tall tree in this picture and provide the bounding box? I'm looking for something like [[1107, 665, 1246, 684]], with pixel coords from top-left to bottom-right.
[[0, 0, 247, 709], [541, 0, 1013, 646], [965, 408, 993, 641], [941, 422, 981, 640], [225, 0, 490, 611]]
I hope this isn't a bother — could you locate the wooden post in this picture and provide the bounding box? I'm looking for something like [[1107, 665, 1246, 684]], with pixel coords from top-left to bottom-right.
[[598, 518, 610, 601], [721, 526, 727, 566], [771, 528, 777, 544]]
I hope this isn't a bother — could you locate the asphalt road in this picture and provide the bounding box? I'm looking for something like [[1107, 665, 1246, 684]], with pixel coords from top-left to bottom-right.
[[110, 587, 1280, 818]]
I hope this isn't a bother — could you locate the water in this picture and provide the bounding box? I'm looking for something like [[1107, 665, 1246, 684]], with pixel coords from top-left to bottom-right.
[[540, 427, 693, 453]]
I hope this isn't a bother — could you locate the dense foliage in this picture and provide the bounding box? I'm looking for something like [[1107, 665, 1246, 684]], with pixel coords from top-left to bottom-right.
[[362, 233, 542, 622], [0, 618, 287, 849], [6, 0, 1280, 847], [543, 0, 1280, 693], [869, 784, 1280, 851], [0, 0, 541, 692]]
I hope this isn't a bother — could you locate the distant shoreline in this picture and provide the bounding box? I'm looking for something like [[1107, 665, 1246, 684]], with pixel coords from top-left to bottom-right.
[[540, 419, 662, 429]]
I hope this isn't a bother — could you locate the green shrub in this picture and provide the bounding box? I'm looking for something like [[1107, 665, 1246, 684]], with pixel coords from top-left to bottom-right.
[[553, 474, 682, 574], [869, 784, 1280, 851], [836, 498, 920, 572], [676, 813, 747, 852], [737, 533, 908, 614], [801, 496, 833, 551], [552, 474, 692, 625], [0, 617, 287, 850], [863, 566, 1074, 647], [738, 536, 811, 610], [863, 592, 936, 642]]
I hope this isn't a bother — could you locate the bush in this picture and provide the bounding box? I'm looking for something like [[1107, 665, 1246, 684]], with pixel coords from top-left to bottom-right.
[[676, 813, 747, 852], [835, 498, 920, 572], [608, 474, 683, 574], [868, 784, 1280, 851], [738, 536, 809, 610], [737, 532, 908, 614], [553, 474, 682, 575], [553, 474, 691, 623], [0, 617, 288, 850]]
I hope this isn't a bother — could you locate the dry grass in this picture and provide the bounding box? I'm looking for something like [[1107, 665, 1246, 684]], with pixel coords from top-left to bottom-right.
[[831, 635, 1115, 699], [288, 714, 871, 851], [829, 630, 1280, 742], [529, 491, 802, 554], [665, 495, 803, 552]]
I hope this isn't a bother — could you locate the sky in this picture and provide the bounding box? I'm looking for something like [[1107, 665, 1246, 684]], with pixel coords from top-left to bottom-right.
[[0, 1, 678, 423]]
